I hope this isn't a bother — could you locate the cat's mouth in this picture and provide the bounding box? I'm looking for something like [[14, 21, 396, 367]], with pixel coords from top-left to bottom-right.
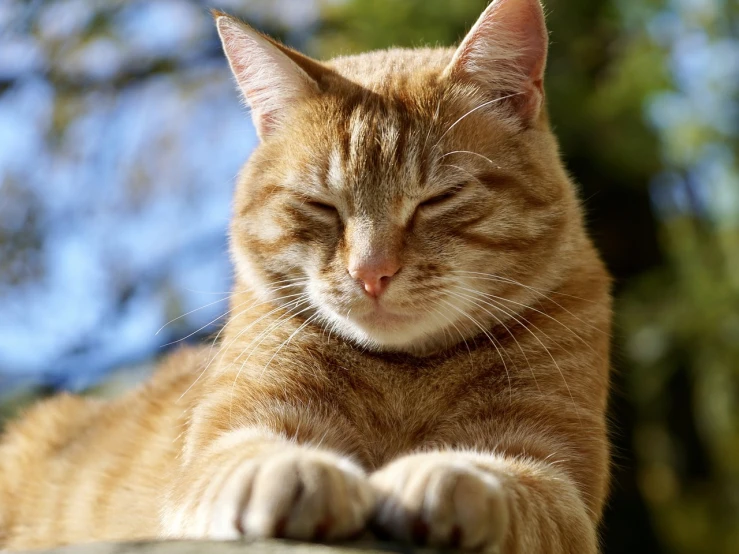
[[355, 304, 415, 328], [319, 293, 437, 350]]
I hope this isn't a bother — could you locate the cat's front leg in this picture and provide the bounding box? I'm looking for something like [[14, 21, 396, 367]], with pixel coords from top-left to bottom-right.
[[160, 427, 375, 542], [370, 451, 597, 553]]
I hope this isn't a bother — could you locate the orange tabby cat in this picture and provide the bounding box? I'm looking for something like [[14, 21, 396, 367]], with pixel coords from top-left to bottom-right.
[[0, 0, 611, 551]]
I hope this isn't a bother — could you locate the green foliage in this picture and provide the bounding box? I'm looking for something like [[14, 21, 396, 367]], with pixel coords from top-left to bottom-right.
[[621, 218, 739, 554], [311, 0, 490, 56]]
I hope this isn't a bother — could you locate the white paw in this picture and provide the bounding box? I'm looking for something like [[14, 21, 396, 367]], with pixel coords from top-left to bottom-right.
[[181, 449, 376, 541], [370, 453, 508, 550]]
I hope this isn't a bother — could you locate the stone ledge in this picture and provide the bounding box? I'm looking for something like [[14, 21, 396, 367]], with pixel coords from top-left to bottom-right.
[[42, 541, 435, 554]]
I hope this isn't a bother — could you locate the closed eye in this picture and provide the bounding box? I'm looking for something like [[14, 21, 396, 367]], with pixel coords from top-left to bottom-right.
[[419, 186, 462, 209], [305, 199, 338, 213]]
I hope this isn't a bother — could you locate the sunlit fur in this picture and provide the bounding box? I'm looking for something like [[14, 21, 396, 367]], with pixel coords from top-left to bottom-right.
[[232, 45, 579, 354], [0, 1, 612, 552]]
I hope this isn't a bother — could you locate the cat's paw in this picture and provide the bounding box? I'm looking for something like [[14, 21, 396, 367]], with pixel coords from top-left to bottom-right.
[[370, 453, 508, 550], [184, 449, 375, 541]]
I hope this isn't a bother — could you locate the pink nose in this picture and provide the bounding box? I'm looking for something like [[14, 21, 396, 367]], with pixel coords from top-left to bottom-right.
[[349, 259, 401, 298]]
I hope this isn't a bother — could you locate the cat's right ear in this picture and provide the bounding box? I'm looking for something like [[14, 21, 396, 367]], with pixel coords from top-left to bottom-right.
[[444, 0, 549, 125], [214, 12, 320, 139]]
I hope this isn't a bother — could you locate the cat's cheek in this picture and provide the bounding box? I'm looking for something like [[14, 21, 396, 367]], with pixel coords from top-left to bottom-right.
[[231, 249, 258, 283]]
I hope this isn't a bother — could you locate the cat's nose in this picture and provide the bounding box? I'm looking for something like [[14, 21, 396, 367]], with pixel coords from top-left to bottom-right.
[[349, 259, 401, 298]]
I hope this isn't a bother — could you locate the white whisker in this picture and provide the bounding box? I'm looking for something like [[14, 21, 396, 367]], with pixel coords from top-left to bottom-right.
[[452, 287, 581, 422], [447, 288, 540, 394], [229, 303, 314, 420], [178, 291, 308, 401], [456, 283, 600, 356], [433, 93, 523, 148], [436, 150, 500, 168], [427, 298, 474, 369], [452, 270, 598, 305], [439, 164, 483, 185], [438, 297, 512, 402], [155, 296, 231, 337], [259, 312, 320, 377]]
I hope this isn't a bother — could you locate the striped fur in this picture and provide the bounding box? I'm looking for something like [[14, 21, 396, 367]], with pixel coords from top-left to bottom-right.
[[0, 1, 611, 551]]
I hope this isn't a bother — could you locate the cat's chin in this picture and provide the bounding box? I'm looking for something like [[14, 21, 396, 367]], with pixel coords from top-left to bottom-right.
[[355, 306, 416, 328], [320, 306, 448, 355]]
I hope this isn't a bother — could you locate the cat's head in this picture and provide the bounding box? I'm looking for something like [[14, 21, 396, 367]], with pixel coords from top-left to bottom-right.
[[217, 0, 582, 355]]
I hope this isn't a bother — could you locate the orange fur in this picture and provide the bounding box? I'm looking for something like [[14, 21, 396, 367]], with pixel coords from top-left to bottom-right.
[[0, 1, 611, 551]]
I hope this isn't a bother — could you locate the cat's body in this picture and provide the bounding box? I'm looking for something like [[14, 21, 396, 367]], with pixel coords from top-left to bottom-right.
[[0, 1, 612, 552]]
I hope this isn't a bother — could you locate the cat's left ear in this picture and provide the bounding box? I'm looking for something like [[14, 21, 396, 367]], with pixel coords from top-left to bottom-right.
[[445, 0, 549, 124], [214, 12, 320, 139]]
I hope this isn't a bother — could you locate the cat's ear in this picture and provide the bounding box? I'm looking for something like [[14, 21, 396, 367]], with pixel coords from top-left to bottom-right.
[[214, 13, 320, 139], [445, 0, 549, 124]]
